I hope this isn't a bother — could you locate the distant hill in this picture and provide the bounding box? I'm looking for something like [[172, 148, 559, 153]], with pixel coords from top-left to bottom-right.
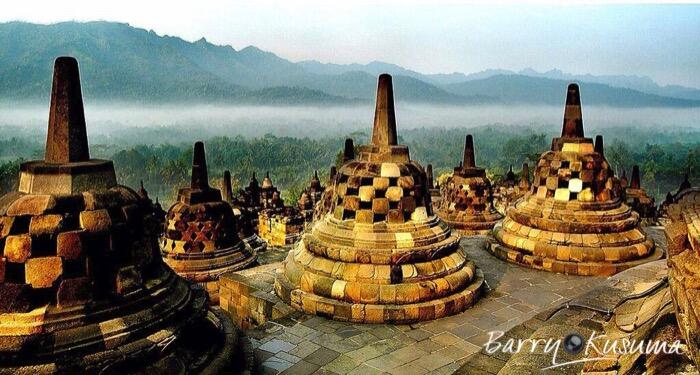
[[0, 21, 698, 107], [442, 75, 700, 107]]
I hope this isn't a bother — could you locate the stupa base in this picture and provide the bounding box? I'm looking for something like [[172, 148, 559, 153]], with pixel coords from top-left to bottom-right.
[[274, 263, 485, 324], [487, 240, 663, 276], [0, 282, 242, 375], [162, 244, 258, 304], [437, 213, 502, 238]]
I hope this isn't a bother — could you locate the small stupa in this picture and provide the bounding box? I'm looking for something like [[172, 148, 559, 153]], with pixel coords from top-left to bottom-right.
[[160, 142, 257, 303], [275, 74, 484, 323], [493, 163, 531, 214], [489, 83, 660, 275], [624, 165, 657, 222], [222, 170, 267, 255], [435, 134, 503, 235], [298, 170, 325, 221], [0, 57, 237, 373]]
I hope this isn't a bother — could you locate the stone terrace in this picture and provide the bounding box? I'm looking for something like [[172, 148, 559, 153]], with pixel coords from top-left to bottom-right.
[[234, 229, 670, 374]]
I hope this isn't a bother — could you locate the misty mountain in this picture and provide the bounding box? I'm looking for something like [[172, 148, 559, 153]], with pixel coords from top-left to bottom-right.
[[299, 61, 700, 102], [0, 21, 698, 107], [442, 75, 700, 107]]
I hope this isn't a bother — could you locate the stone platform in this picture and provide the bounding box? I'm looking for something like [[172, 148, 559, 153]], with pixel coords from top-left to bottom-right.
[[457, 228, 687, 375], [213, 228, 674, 374]]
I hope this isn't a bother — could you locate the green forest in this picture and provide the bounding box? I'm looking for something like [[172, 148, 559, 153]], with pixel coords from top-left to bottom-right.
[[0, 124, 699, 207]]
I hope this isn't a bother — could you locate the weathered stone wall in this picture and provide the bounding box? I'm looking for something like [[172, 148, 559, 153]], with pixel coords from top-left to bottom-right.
[[219, 263, 295, 329]]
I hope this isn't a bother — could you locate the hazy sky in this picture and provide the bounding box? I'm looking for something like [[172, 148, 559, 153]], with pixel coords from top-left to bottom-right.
[[2, 1, 699, 87]]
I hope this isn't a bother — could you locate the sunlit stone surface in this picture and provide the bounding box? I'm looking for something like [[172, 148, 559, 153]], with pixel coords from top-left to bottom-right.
[[489, 84, 660, 276], [160, 142, 257, 303], [0, 57, 237, 373], [274, 74, 484, 323], [662, 185, 700, 369]]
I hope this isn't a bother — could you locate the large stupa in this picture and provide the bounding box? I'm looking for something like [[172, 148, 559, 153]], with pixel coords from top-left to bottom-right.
[[435, 135, 503, 235], [489, 83, 660, 276], [160, 142, 257, 303], [0, 57, 237, 373], [274, 74, 484, 323]]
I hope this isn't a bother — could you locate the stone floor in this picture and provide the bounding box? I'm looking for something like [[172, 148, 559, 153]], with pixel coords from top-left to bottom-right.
[[240, 228, 672, 375]]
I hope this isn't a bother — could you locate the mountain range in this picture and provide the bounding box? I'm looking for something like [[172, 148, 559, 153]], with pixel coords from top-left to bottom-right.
[[0, 21, 698, 107]]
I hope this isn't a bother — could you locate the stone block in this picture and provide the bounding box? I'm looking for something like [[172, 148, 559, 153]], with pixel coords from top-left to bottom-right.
[[4, 235, 31, 263], [79, 209, 112, 233], [359, 186, 375, 202], [386, 187, 404, 202], [29, 214, 64, 237], [57, 230, 86, 260], [25, 256, 63, 288]]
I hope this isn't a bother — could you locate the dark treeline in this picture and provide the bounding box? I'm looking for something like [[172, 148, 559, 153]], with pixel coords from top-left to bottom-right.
[[0, 125, 698, 206]]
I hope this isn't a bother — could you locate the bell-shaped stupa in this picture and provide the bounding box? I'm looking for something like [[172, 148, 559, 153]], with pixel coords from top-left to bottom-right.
[[624, 165, 656, 222], [435, 135, 503, 235], [489, 84, 660, 275], [493, 163, 531, 214], [275, 74, 484, 323], [222, 170, 267, 253], [160, 142, 257, 303], [0, 57, 236, 373]]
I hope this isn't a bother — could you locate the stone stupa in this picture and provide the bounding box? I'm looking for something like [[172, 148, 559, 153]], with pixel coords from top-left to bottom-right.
[[493, 163, 531, 214], [489, 83, 660, 275], [221, 170, 268, 254], [435, 134, 503, 235], [275, 74, 484, 323], [624, 165, 657, 222], [160, 142, 257, 303], [0, 57, 237, 373]]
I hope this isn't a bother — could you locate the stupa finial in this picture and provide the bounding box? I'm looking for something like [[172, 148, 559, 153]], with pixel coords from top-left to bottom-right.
[[371, 74, 398, 146], [561, 83, 584, 138], [426, 164, 435, 189], [630, 165, 641, 189], [343, 138, 355, 162], [463, 134, 476, 168], [45, 56, 90, 163], [190, 141, 209, 190], [222, 170, 233, 202], [520, 163, 530, 184], [595, 135, 604, 156]]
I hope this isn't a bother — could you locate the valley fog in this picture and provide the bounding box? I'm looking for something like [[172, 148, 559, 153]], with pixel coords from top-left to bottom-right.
[[1, 103, 698, 145]]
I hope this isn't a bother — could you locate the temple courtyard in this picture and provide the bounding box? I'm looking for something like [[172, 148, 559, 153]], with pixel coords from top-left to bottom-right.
[[236, 227, 667, 374]]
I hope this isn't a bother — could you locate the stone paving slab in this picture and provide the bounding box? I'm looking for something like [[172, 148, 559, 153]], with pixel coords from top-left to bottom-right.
[[241, 231, 645, 374]]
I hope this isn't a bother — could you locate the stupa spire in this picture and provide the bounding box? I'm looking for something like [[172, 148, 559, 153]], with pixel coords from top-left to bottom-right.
[[45, 56, 90, 163], [561, 83, 584, 138], [371, 74, 398, 146], [343, 138, 355, 162], [595, 135, 604, 156], [190, 141, 209, 190], [463, 134, 476, 168], [520, 163, 530, 184], [222, 170, 233, 202], [630, 165, 641, 189], [426, 164, 435, 189]]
